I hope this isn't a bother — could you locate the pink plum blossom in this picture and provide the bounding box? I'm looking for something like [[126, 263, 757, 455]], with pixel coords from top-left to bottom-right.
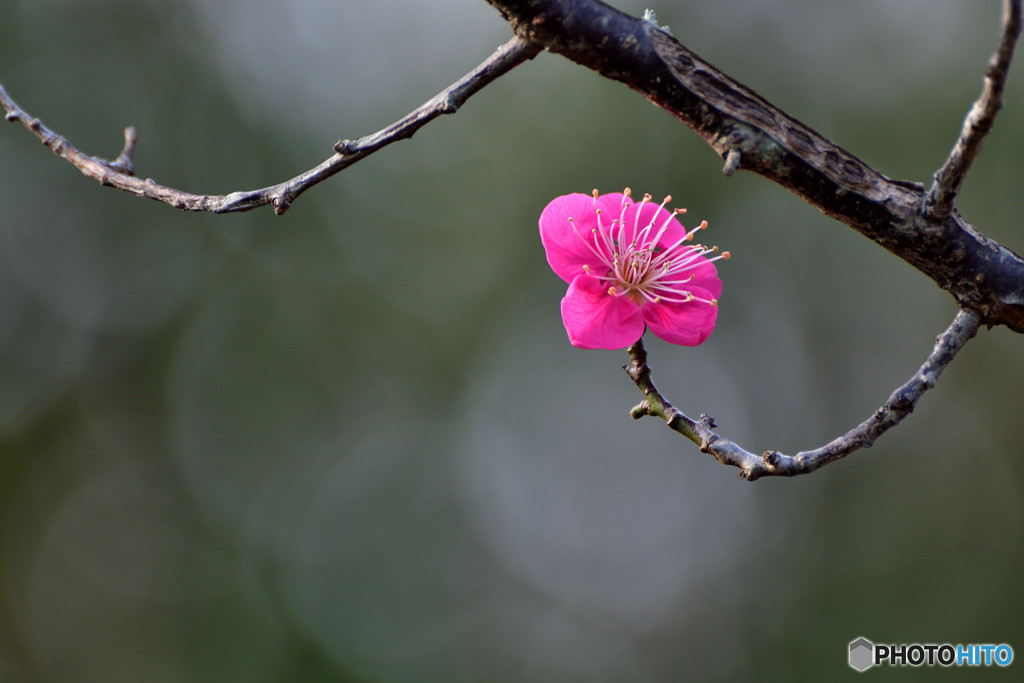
[[539, 189, 728, 350]]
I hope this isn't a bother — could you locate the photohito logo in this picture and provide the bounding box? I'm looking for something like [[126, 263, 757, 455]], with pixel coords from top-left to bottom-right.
[[848, 636, 1014, 671]]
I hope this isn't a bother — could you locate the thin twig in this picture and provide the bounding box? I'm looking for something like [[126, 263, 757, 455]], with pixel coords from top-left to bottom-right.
[[0, 35, 541, 215], [925, 0, 1022, 220], [626, 308, 982, 480]]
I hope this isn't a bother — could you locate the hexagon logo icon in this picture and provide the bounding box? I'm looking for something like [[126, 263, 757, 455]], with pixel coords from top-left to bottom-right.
[[849, 637, 874, 672]]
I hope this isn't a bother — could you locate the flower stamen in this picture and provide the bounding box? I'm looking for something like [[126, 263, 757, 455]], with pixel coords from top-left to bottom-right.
[[570, 190, 726, 311]]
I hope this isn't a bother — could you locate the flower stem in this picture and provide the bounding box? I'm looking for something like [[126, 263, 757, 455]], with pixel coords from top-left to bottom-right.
[[624, 339, 703, 446]]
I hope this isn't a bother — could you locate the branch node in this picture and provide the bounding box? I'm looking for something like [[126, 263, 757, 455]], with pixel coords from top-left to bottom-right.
[[334, 139, 356, 155], [106, 125, 137, 176], [630, 401, 650, 420], [439, 96, 459, 114], [642, 9, 673, 35], [722, 149, 741, 176], [695, 413, 718, 451]]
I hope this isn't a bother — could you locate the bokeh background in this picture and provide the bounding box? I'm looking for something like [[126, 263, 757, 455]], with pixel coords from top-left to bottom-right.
[[2, 0, 1022, 680]]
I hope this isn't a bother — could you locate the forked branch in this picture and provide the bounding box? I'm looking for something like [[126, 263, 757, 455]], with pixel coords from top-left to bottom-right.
[[0, 36, 540, 215], [625, 309, 981, 480]]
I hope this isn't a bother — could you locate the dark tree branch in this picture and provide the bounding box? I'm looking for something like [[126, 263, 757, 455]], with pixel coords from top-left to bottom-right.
[[925, 0, 1022, 220], [485, 0, 1024, 333], [4, 3, 1023, 328], [1, 3, 1016, 481], [625, 309, 981, 480], [0, 36, 540, 215]]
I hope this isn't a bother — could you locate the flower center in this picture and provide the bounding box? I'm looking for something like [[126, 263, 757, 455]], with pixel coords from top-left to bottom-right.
[[573, 189, 729, 306]]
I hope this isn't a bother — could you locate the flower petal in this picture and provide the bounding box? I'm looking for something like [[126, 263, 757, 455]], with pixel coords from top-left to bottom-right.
[[641, 294, 719, 347], [539, 193, 605, 284], [684, 258, 723, 300], [561, 274, 645, 350]]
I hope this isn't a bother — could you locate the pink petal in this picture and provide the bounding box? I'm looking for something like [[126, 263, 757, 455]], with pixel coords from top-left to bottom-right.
[[641, 294, 719, 347], [539, 193, 606, 284], [685, 258, 723, 299], [561, 274, 645, 350]]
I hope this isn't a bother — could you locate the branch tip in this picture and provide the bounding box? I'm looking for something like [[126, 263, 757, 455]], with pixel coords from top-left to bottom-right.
[[925, 0, 1022, 219]]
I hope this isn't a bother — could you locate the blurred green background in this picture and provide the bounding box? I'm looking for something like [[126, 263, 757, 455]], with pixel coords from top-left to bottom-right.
[[1, 0, 1022, 680]]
